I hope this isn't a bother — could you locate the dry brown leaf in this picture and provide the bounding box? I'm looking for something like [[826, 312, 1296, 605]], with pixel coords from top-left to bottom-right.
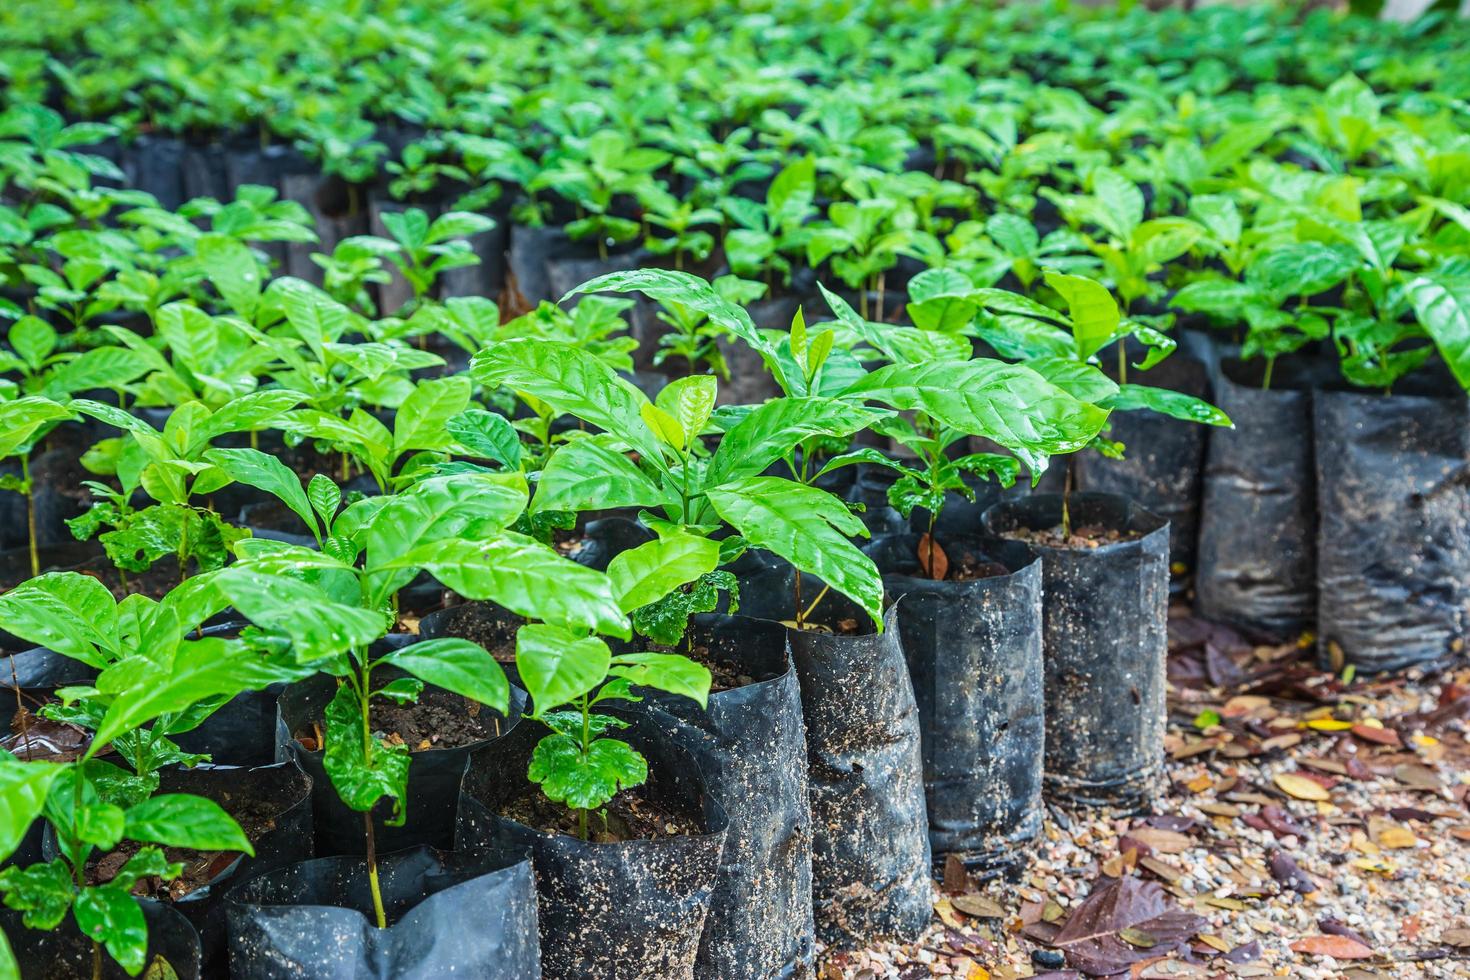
[[1290, 934, 1374, 959], [1273, 772, 1329, 801], [952, 894, 1006, 919]]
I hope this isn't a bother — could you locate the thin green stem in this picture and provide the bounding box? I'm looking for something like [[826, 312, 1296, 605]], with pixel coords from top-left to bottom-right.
[[22, 453, 37, 578]]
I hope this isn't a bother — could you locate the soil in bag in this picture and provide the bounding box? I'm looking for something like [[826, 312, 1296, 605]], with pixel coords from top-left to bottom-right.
[[225, 797, 540, 980], [737, 559, 933, 948], [985, 493, 1169, 811], [277, 660, 525, 857], [71, 761, 313, 972], [867, 532, 1044, 870], [1314, 377, 1470, 673], [1194, 356, 1323, 640], [2, 898, 202, 979], [466, 709, 729, 980], [641, 613, 816, 979]]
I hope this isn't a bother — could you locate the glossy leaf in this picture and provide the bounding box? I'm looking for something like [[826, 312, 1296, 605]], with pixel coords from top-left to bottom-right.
[[516, 624, 612, 710], [606, 532, 721, 613], [377, 638, 510, 714], [706, 476, 882, 628], [123, 794, 254, 854]]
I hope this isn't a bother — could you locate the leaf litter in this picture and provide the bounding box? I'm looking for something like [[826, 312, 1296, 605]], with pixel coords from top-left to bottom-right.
[[819, 608, 1470, 979]]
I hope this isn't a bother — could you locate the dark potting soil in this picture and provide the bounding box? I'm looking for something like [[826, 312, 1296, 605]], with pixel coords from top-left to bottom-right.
[[294, 686, 504, 753], [684, 644, 754, 692], [419, 609, 519, 664], [1002, 523, 1144, 550], [499, 783, 700, 842], [86, 771, 306, 900]]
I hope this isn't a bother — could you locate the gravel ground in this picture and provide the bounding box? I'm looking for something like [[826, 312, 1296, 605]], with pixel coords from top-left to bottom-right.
[[818, 610, 1470, 979]]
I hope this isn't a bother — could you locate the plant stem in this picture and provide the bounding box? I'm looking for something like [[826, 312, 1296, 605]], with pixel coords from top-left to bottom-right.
[[356, 662, 388, 928], [793, 569, 804, 628], [22, 453, 37, 578], [1061, 458, 1074, 539], [1117, 343, 1128, 386], [1262, 356, 1275, 391], [364, 811, 386, 929]]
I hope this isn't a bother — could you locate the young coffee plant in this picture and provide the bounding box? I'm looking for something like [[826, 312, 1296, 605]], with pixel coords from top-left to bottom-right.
[[516, 531, 717, 839], [212, 470, 627, 926]]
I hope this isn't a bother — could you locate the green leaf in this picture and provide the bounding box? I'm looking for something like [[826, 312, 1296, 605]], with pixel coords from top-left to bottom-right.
[[1092, 168, 1144, 240], [427, 210, 496, 244], [0, 760, 66, 863], [447, 409, 522, 470], [1043, 271, 1121, 360], [393, 375, 472, 456], [1104, 384, 1233, 427], [197, 234, 263, 321], [1405, 272, 1470, 393], [654, 375, 717, 447], [74, 886, 147, 975], [322, 682, 411, 820], [1247, 243, 1356, 302], [532, 435, 671, 514], [377, 638, 510, 714], [516, 624, 612, 710], [563, 269, 788, 392], [629, 569, 738, 646], [123, 794, 254, 854], [0, 572, 118, 668], [0, 397, 73, 459], [639, 402, 685, 450], [706, 476, 883, 629], [471, 339, 661, 461], [609, 652, 710, 707], [390, 534, 629, 638], [0, 860, 73, 930], [706, 396, 880, 486], [844, 359, 1109, 461], [607, 533, 721, 613], [1027, 358, 1120, 404], [204, 448, 319, 541], [527, 734, 647, 812], [214, 568, 387, 661], [308, 474, 342, 528], [91, 637, 292, 755], [9, 316, 56, 370]]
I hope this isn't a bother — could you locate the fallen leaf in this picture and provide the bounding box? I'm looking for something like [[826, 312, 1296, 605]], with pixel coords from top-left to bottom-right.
[[1268, 850, 1315, 894], [1048, 877, 1206, 976], [943, 853, 969, 893], [1121, 826, 1192, 855], [1373, 826, 1417, 850], [1118, 927, 1156, 948], [1290, 935, 1373, 959], [1441, 928, 1470, 948], [918, 533, 948, 580], [934, 897, 964, 929], [1274, 772, 1329, 801], [1352, 724, 1401, 747], [951, 894, 1006, 919], [1393, 762, 1441, 792]]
